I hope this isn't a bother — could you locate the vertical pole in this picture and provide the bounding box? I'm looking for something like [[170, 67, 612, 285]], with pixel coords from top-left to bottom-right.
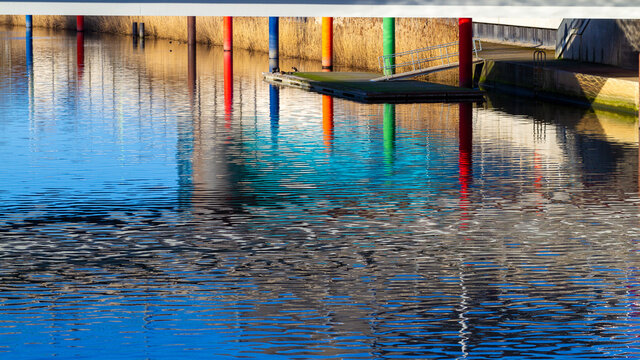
[[269, 17, 279, 72], [187, 16, 196, 46], [138, 23, 145, 38], [25, 15, 32, 29], [322, 95, 334, 149], [459, 18, 473, 88], [383, 103, 395, 170], [224, 16, 233, 52], [322, 17, 333, 70], [76, 16, 84, 32], [383, 18, 395, 75], [270, 85, 280, 144], [132, 22, 138, 37]]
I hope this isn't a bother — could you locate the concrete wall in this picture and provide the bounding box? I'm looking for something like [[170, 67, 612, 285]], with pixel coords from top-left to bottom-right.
[[474, 22, 556, 49], [557, 19, 639, 70]]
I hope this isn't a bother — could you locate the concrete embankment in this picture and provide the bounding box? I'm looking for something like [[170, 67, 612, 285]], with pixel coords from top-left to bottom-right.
[[0, 15, 457, 72], [478, 43, 639, 114]]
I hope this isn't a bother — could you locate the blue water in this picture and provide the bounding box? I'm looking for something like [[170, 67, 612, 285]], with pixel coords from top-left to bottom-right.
[[2, 26, 640, 359]]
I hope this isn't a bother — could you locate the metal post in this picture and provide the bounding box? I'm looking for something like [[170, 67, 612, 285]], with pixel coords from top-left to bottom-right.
[[138, 22, 145, 38], [223, 16, 232, 52], [383, 18, 395, 75], [322, 17, 333, 70], [459, 17, 473, 88], [76, 16, 84, 32], [132, 22, 138, 37], [25, 15, 32, 29], [269, 17, 279, 72], [187, 16, 196, 46]]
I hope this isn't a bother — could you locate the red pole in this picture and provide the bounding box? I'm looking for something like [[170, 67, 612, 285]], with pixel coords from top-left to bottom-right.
[[223, 16, 232, 52], [459, 18, 472, 88], [76, 16, 84, 32]]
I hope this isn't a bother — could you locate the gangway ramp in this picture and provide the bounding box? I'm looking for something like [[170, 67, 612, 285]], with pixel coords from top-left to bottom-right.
[[372, 39, 483, 82]]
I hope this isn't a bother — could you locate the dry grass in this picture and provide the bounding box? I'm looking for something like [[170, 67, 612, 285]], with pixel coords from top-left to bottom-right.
[[1, 15, 457, 75]]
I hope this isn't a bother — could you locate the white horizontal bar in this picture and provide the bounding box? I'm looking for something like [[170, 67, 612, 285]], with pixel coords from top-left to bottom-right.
[[3, 3, 640, 19]]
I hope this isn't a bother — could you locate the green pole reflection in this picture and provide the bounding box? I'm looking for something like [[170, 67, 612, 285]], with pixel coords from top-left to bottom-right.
[[383, 103, 395, 172]]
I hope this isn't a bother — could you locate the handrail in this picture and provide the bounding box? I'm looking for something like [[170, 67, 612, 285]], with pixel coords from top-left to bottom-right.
[[378, 38, 483, 77], [556, 19, 590, 59]]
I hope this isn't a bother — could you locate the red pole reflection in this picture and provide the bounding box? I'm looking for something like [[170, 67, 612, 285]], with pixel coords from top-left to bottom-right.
[[322, 95, 334, 149], [459, 102, 473, 228], [224, 50, 233, 129], [76, 32, 84, 81]]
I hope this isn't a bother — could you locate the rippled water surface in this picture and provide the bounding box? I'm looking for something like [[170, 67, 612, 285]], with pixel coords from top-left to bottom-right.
[[2, 26, 640, 359]]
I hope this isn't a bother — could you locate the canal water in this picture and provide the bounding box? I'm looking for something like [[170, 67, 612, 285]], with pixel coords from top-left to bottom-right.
[[2, 25, 640, 359]]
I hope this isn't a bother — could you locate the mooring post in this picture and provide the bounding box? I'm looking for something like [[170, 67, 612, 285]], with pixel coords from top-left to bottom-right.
[[76, 16, 84, 32], [25, 15, 32, 29], [132, 22, 138, 37], [138, 23, 145, 38], [322, 95, 334, 148], [459, 18, 473, 88], [269, 17, 279, 72], [224, 17, 233, 51], [383, 18, 395, 75], [187, 16, 196, 46], [322, 17, 333, 70]]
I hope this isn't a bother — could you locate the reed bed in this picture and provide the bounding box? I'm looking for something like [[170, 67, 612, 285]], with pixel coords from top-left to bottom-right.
[[1, 15, 457, 80]]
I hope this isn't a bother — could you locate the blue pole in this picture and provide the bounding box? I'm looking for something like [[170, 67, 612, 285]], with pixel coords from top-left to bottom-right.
[[268, 17, 279, 72], [269, 84, 279, 144], [25, 15, 32, 29]]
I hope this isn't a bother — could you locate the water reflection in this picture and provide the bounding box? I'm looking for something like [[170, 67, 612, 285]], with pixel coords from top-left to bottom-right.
[[2, 26, 640, 360]]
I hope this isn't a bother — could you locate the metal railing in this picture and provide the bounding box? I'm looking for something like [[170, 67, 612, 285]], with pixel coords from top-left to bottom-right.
[[378, 39, 483, 76]]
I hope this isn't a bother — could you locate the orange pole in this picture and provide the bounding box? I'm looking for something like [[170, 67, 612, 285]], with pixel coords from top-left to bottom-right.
[[224, 16, 233, 51], [322, 17, 333, 70], [322, 95, 334, 148]]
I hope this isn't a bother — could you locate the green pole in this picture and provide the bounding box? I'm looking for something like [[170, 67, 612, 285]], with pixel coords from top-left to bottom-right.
[[383, 103, 395, 170], [383, 18, 395, 75]]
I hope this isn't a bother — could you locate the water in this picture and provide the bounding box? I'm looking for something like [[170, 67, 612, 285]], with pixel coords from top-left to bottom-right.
[[2, 26, 640, 359]]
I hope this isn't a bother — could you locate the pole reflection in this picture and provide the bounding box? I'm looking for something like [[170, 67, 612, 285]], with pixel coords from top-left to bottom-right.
[[383, 103, 395, 171], [269, 84, 279, 145], [76, 32, 84, 81], [224, 50, 233, 129], [322, 95, 333, 150], [188, 42, 196, 104], [458, 102, 473, 228]]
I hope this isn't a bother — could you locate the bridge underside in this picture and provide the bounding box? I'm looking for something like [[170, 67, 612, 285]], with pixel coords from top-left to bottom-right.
[[0, 2, 639, 18]]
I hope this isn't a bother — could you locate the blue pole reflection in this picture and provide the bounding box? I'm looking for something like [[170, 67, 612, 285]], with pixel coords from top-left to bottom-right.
[[269, 84, 279, 145]]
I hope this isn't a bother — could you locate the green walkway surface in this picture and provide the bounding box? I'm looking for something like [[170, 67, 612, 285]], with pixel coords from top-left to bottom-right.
[[263, 71, 483, 103]]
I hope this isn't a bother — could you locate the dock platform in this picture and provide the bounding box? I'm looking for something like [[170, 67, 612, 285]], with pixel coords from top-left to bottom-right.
[[263, 72, 484, 103]]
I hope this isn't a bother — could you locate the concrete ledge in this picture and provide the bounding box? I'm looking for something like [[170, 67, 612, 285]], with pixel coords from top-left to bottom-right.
[[479, 59, 639, 113]]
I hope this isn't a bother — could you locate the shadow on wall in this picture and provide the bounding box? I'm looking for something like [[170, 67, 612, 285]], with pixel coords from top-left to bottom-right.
[[557, 19, 640, 70]]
